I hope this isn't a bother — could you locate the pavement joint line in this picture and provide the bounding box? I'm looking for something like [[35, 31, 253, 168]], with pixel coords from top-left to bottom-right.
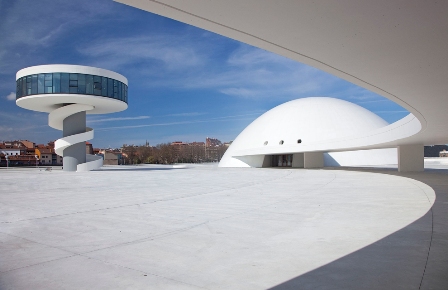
[[81, 221, 210, 255], [419, 208, 434, 290], [78, 252, 210, 289], [0, 230, 86, 273], [0, 245, 208, 290], [0, 225, 208, 289], [1, 169, 337, 261], [78, 170, 336, 255], [1, 165, 445, 288], [0, 254, 79, 274], [403, 177, 435, 290], [0, 170, 294, 224]]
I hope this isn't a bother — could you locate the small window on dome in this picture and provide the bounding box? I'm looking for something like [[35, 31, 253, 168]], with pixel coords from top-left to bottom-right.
[[297, 139, 302, 144], [279, 140, 284, 145], [264, 141, 268, 145]]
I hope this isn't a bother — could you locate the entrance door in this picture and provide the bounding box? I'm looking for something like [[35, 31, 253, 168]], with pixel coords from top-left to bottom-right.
[[272, 154, 293, 167]]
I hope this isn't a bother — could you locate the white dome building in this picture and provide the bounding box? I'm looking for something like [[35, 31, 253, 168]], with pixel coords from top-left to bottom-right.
[[219, 97, 397, 168]]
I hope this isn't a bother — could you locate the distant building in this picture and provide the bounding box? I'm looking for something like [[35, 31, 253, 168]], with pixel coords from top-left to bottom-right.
[[0, 141, 27, 157], [86, 142, 94, 155], [37, 147, 53, 165], [35, 144, 62, 166], [206, 137, 222, 147], [99, 150, 123, 165], [19, 140, 35, 149], [205, 137, 223, 161], [425, 145, 448, 157]]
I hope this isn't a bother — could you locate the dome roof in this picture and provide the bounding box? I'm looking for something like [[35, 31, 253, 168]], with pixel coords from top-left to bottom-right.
[[220, 97, 389, 167]]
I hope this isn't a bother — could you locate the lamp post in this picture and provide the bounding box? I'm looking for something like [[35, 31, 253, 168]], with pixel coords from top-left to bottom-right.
[[34, 155, 38, 168]]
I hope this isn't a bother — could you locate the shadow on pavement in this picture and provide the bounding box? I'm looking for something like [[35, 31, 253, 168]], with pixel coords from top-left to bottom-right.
[[95, 167, 188, 172], [270, 168, 448, 290]]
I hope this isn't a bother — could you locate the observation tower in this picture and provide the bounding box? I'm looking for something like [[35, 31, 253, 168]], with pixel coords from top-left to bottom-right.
[[16, 65, 128, 172]]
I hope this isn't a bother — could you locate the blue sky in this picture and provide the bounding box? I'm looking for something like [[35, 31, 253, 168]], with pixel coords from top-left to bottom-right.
[[0, 0, 408, 148]]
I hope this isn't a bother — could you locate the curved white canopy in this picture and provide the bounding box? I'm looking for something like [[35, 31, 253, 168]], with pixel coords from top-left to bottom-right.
[[118, 0, 448, 149]]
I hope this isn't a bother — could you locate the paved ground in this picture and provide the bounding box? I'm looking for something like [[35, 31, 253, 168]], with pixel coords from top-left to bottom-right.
[[0, 164, 446, 289]]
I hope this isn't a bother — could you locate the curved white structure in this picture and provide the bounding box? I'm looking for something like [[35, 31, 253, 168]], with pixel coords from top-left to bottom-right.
[[16, 64, 128, 172], [118, 0, 448, 171], [220, 97, 397, 168]]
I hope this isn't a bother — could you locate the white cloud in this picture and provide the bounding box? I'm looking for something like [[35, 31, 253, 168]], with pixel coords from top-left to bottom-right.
[[5, 92, 15, 101], [372, 110, 408, 114], [96, 113, 262, 131], [0, 125, 13, 132], [165, 112, 206, 117], [0, 0, 117, 74], [78, 35, 203, 71], [87, 116, 151, 123]]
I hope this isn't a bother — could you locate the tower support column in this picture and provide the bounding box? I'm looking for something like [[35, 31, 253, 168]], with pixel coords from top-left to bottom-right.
[[398, 144, 424, 172], [292, 153, 304, 168], [304, 152, 324, 168], [62, 111, 86, 171]]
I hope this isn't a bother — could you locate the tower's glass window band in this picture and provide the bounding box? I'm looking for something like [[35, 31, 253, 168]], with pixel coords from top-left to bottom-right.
[[16, 73, 128, 104]]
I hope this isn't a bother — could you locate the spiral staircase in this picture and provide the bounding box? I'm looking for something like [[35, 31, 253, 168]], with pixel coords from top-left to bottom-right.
[[49, 104, 103, 172]]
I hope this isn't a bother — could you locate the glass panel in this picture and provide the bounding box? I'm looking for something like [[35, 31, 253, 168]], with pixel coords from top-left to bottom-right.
[[26, 76, 31, 95], [113, 80, 118, 99], [61, 73, 69, 93], [77, 74, 86, 94], [86, 75, 93, 94], [44, 74, 52, 90], [53, 73, 61, 93], [69, 80, 78, 87], [108, 78, 113, 98], [102, 77, 107, 96], [124, 85, 128, 103], [16, 80, 20, 98], [69, 73, 78, 80], [45, 86, 53, 93], [118, 82, 122, 100], [69, 87, 77, 93], [22, 78, 26, 96], [16, 79, 20, 98], [93, 76, 101, 95], [38, 74, 45, 94], [31, 75, 38, 95]]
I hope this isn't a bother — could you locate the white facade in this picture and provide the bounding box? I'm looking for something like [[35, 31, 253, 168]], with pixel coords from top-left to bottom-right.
[[1, 149, 21, 156]]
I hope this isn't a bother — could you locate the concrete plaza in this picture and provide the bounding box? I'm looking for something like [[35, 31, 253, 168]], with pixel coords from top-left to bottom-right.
[[0, 164, 447, 289]]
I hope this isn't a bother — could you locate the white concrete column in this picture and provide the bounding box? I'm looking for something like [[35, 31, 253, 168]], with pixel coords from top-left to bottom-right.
[[63, 111, 86, 172], [398, 144, 424, 172], [262, 155, 272, 168], [304, 152, 324, 168], [292, 153, 304, 168]]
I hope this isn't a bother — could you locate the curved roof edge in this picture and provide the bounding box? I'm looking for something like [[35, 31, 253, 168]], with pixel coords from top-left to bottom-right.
[[118, 0, 448, 147]]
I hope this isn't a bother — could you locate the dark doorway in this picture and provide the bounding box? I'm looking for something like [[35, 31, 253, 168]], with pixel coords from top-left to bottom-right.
[[272, 154, 293, 167]]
